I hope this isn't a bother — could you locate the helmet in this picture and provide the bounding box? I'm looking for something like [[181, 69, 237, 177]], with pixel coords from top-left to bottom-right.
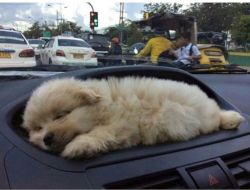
[[142, 36, 148, 43], [112, 37, 119, 44]]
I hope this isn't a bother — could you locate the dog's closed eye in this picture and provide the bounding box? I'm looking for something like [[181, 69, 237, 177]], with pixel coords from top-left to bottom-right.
[[54, 111, 72, 120], [34, 126, 42, 131]]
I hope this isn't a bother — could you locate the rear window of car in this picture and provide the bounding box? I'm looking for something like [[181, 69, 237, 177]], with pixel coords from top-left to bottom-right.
[[88, 35, 109, 43], [0, 31, 27, 44], [58, 39, 90, 48], [28, 39, 46, 45]]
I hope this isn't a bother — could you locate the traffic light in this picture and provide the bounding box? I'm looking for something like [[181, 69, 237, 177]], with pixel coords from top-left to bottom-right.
[[90, 12, 98, 28], [143, 12, 149, 19]]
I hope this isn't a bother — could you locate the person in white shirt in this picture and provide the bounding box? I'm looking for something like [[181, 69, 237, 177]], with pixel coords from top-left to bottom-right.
[[169, 32, 201, 66]]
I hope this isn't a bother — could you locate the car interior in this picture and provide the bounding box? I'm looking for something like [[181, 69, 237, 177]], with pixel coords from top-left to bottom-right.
[[0, 66, 249, 189]]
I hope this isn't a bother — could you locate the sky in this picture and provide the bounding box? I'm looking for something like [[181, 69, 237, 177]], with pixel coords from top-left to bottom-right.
[[0, 0, 239, 34], [0, 0, 194, 33]]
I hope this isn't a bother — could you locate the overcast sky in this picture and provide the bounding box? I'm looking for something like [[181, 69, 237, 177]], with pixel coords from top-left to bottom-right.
[[0, 2, 149, 33], [0, 0, 230, 33]]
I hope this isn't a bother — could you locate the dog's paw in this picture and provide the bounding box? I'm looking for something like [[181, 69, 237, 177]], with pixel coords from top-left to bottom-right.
[[220, 111, 244, 130], [61, 137, 99, 159]]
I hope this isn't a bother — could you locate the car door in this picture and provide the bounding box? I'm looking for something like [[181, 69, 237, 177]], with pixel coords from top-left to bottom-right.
[[40, 40, 51, 64], [43, 39, 54, 65], [46, 39, 55, 64]]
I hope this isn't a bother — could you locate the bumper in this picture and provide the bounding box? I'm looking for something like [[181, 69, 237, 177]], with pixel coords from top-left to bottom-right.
[[0, 60, 36, 67], [52, 57, 98, 66]]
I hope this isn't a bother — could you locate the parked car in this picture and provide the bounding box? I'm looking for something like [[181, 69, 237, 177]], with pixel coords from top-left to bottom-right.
[[39, 35, 98, 66], [0, 25, 36, 68], [27, 39, 46, 59]]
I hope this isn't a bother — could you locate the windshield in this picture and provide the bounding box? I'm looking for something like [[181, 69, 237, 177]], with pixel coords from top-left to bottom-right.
[[88, 35, 109, 43], [0, 31, 26, 44], [0, 2, 249, 75], [58, 39, 90, 48], [28, 39, 46, 45]]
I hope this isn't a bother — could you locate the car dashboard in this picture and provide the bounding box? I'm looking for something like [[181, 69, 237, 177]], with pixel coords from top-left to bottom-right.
[[0, 66, 249, 189]]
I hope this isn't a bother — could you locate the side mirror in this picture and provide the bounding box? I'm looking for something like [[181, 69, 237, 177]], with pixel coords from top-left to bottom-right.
[[134, 48, 138, 55]]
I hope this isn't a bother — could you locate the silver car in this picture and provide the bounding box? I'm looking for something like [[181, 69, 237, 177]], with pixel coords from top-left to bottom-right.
[[27, 39, 46, 59]]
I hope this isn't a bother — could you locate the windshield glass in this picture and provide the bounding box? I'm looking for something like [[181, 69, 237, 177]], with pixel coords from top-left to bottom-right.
[[0, 31, 26, 44], [88, 35, 109, 43], [58, 39, 90, 48], [0, 2, 249, 74], [28, 39, 46, 44]]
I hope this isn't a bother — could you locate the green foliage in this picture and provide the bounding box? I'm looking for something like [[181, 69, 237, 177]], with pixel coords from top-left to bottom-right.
[[126, 23, 144, 46], [231, 15, 250, 45], [141, 3, 183, 18], [104, 26, 120, 40], [184, 3, 250, 32], [22, 21, 83, 39]]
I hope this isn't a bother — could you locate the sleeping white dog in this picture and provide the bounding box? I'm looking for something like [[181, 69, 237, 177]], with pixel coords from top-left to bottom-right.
[[21, 77, 244, 158]]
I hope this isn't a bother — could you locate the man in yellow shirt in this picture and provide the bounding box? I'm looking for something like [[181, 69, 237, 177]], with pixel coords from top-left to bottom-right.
[[135, 26, 171, 64]]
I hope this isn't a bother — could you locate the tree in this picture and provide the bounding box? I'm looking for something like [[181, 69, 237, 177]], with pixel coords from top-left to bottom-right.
[[56, 21, 83, 35], [141, 3, 183, 18], [127, 23, 144, 46], [23, 21, 43, 39], [104, 26, 120, 40], [231, 15, 250, 45], [184, 3, 250, 32]]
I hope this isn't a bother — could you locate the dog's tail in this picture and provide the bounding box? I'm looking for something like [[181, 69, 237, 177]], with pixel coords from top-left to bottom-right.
[[219, 110, 244, 129]]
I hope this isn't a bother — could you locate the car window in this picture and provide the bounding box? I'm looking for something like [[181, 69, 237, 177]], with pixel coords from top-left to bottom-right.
[[58, 39, 90, 48], [48, 39, 54, 48], [28, 40, 46, 45], [88, 35, 109, 43], [44, 40, 52, 48], [0, 31, 27, 44]]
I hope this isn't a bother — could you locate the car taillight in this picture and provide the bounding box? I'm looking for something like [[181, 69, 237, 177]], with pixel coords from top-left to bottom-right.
[[19, 49, 35, 57], [91, 52, 97, 58], [56, 50, 65, 57]]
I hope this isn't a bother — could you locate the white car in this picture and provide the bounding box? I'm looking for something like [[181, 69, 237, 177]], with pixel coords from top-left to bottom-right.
[[27, 39, 46, 58], [39, 35, 98, 66], [0, 25, 36, 67]]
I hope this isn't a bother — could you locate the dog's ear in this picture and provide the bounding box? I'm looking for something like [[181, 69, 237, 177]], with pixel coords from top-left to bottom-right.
[[77, 88, 101, 104]]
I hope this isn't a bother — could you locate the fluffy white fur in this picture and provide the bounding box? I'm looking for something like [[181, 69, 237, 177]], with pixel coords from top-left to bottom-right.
[[21, 77, 244, 158]]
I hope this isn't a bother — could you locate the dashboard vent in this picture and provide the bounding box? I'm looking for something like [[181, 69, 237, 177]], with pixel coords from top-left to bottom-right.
[[105, 171, 187, 189], [223, 151, 250, 189]]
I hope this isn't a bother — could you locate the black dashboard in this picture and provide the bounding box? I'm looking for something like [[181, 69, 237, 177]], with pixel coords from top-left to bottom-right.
[[0, 66, 249, 189]]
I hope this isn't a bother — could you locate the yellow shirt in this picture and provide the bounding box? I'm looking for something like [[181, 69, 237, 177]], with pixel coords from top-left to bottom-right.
[[135, 37, 171, 63]]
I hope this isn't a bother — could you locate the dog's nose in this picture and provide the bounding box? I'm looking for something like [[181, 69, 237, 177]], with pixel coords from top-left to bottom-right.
[[43, 133, 54, 146]]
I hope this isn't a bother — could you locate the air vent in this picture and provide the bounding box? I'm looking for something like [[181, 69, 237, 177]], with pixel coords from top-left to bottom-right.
[[223, 151, 250, 189], [105, 171, 187, 189]]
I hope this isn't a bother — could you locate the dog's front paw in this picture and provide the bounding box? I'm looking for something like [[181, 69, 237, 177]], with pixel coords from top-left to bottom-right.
[[61, 137, 100, 159]]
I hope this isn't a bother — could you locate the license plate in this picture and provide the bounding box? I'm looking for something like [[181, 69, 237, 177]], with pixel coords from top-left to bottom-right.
[[0, 52, 11, 58], [73, 54, 84, 59]]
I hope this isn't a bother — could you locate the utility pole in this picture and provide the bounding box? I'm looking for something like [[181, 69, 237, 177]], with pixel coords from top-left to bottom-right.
[[119, 3, 124, 46], [56, 10, 59, 27], [60, 3, 62, 34]]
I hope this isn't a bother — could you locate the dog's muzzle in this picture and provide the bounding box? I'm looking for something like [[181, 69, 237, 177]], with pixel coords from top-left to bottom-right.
[[43, 132, 54, 146]]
